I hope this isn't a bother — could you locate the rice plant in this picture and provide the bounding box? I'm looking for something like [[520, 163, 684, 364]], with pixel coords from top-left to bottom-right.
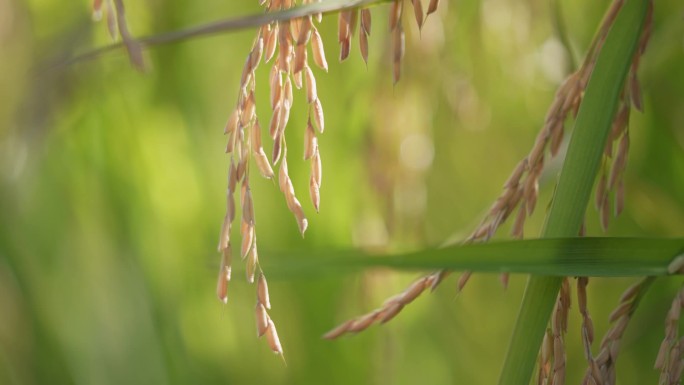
[[2, 0, 683, 384]]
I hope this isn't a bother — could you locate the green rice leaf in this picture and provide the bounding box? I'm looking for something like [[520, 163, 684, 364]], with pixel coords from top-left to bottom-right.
[[498, 1, 650, 384]]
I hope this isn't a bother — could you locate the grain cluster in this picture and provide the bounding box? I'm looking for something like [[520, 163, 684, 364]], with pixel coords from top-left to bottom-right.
[[577, 278, 651, 385], [537, 278, 571, 385], [218, 0, 333, 356], [217, 0, 441, 354]]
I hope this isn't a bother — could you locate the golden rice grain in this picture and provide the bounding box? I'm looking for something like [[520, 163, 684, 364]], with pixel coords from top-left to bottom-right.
[[359, 30, 369, 65], [389, 0, 402, 31], [411, 0, 424, 29], [303, 119, 317, 160], [427, 0, 440, 15], [240, 91, 256, 127], [250, 119, 263, 150], [595, 173, 607, 210], [241, 221, 254, 259], [338, 11, 351, 44], [401, 278, 428, 303], [245, 239, 258, 283], [361, 8, 372, 35], [269, 104, 282, 139], [304, 66, 318, 103], [312, 98, 325, 133], [457, 271, 471, 292], [297, 16, 313, 46], [293, 69, 303, 89], [218, 215, 231, 251], [392, 25, 404, 85], [348, 311, 379, 332], [292, 198, 308, 236], [339, 39, 351, 62], [311, 28, 329, 71], [278, 157, 291, 194], [278, 21, 292, 72], [309, 177, 320, 212], [216, 247, 231, 304], [257, 273, 271, 310], [379, 303, 404, 324], [270, 71, 282, 110], [323, 319, 354, 340], [224, 193, 236, 228], [240, 59, 253, 91], [264, 25, 278, 62], [272, 132, 283, 164], [283, 76, 294, 109], [250, 35, 264, 70], [265, 319, 283, 355], [294, 43, 307, 74], [511, 203, 526, 239], [224, 109, 239, 135], [256, 302, 269, 337], [608, 301, 632, 323], [311, 146, 322, 188], [242, 187, 255, 226]]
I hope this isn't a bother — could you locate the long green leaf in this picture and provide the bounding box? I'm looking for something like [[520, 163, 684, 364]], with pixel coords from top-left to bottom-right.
[[498, 1, 649, 385], [264, 238, 683, 278], [61, 0, 392, 67]]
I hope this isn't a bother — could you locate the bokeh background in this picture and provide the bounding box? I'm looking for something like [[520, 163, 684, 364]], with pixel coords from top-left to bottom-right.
[[1, 0, 683, 384]]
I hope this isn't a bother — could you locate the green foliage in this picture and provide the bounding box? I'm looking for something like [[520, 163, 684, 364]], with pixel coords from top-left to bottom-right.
[[1, 1, 683, 385], [269, 237, 684, 277]]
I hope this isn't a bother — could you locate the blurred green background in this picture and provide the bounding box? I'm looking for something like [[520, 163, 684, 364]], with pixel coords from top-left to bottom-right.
[[1, 0, 683, 384]]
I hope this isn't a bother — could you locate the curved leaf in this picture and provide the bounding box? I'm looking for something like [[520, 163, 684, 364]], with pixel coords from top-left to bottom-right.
[[264, 237, 683, 278]]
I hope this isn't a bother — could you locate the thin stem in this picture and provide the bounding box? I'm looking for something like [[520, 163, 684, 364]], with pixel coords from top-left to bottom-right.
[[55, 0, 392, 69]]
